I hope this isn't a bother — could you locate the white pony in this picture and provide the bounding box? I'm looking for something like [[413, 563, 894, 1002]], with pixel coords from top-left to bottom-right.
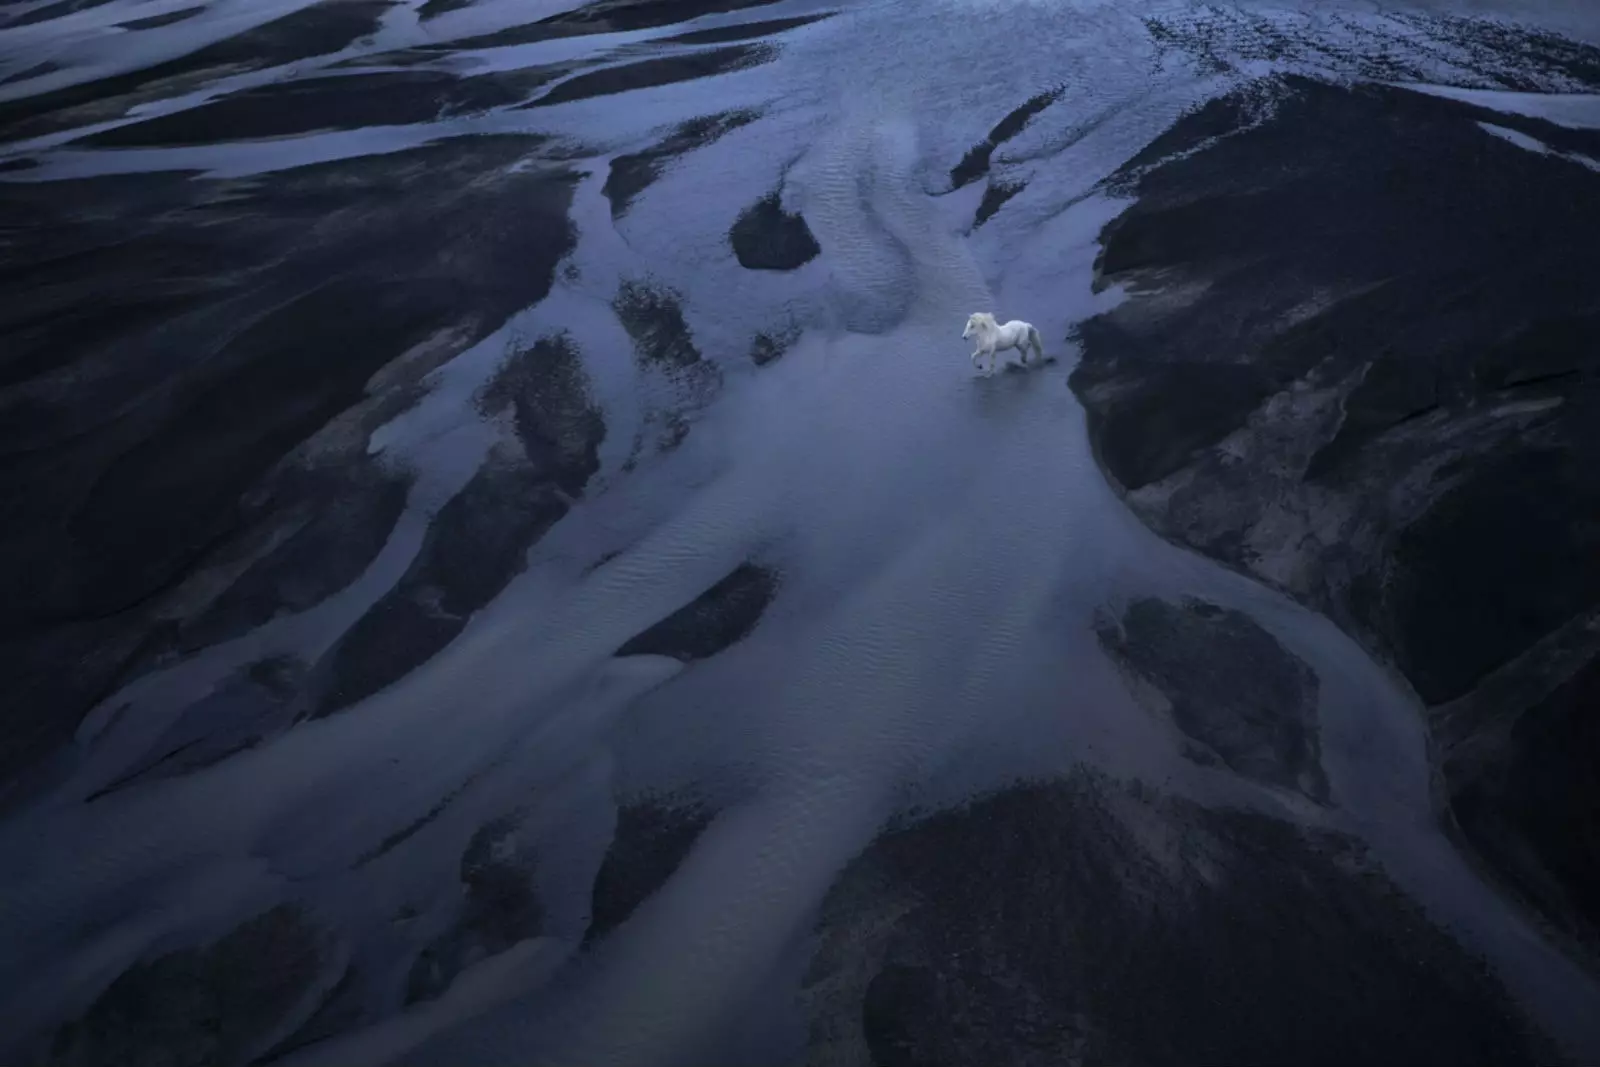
[[962, 312, 1045, 376]]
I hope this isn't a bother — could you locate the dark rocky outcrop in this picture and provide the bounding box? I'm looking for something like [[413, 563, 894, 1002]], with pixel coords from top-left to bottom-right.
[[586, 797, 714, 945], [1097, 596, 1327, 802], [615, 562, 778, 662], [406, 816, 544, 1004], [729, 192, 820, 271], [1069, 75, 1600, 950], [50, 905, 331, 1067], [804, 775, 1544, 1067]]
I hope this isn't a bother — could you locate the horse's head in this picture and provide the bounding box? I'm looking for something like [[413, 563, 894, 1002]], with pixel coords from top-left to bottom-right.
[[962, 312, 992, 339]]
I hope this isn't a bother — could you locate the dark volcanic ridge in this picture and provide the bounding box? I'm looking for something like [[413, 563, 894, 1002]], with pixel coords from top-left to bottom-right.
[[1069, 72, 1600, 956]]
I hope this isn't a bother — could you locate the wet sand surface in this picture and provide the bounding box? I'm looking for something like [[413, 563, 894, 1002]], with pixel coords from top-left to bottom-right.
[[3, 0, 1600, 1064]]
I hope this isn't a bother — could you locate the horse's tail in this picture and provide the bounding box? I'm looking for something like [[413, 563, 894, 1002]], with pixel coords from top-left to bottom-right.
[[1028, 325, 1044, 360]]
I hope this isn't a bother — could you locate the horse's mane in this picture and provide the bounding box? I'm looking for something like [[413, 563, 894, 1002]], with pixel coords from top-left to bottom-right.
[[969, 311, 997, 326]]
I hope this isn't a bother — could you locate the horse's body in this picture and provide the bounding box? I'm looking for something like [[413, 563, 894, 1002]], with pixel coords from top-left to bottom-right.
[[962, 312, 1044, 376]]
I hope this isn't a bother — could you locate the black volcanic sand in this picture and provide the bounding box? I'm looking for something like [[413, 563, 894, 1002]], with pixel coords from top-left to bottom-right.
[[427, 0, 789, 51], [604, 109, 760, 219], [948, 86, 1063, 191], [77, 67, 564, 148], [417, 0, 474, 20], [1142, 7, 1600, 88], [119, 6, 207, 31], [611, 279, 722, 459], [1097, 596, 1328, 803], [748, 322, 801, 366], [971, 179, 1023, 229], [804, 773, 1547, 1067], [0, 134, 579, 801], [947, 86, 1062, 233], [1, 0, 117, 30], [615, 280, 707, 374], [614, 561, 779, 661], [656, 12, 833, 46], [83, 655, 309, 801], [729, 192, 820, 271], [0, 0, 394, 142], [522, 43, 776, 109], [585, 796, 715, 945], [404, 815, 545, 1005], [311, 336, 605, 720], [49, 904, 333, 1067], [1069, 75, 1600, 952]]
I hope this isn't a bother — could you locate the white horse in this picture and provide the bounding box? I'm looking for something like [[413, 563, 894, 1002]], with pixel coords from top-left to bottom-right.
[[962, 312, 1045, 376]]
